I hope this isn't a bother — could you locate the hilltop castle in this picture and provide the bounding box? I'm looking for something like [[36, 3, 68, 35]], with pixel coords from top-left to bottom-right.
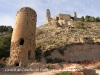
[[45, 9, 80, 26], [7, 8, 100, 66]]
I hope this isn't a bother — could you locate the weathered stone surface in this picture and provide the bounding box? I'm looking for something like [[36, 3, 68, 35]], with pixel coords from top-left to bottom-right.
[[48, 44, 100, 62], [45, 9, 78, 25], [73, 12, 77, 20], [7, 7, 37, 66], [45, 9, 53, 24]]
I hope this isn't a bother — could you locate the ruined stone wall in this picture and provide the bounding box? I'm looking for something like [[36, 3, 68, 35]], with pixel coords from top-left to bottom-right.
[[7, 7, 37, 66], [45, 9, 53, 24], [52, 14, 71, 25], [73, 12, 77, 20], [53, 14, 71, 20], [57, 14, 71, 21], [44, 9, 79, 24]]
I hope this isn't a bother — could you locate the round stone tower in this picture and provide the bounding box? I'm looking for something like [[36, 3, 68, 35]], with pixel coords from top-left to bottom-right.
[[7, 7, 37, 66]]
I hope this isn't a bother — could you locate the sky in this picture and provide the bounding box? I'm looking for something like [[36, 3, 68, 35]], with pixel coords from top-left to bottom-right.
[[0, 0, 100, 27]]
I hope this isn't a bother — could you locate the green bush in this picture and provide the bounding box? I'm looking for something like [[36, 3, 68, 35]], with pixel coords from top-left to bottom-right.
[[46, 57, 65, 63], [0, 25, 13, 33], [54, 58, 65, 63], [95, 17, 100, 22], [76, 22, 84, 29], [46, 58, 53, 63], [44, 50, 52, 57], [80, 16, 85, 22], [55, 71, 72, 75], [0, 36, 11, 58], [85, 15, 95, 22], [35, 47, 42, 62]]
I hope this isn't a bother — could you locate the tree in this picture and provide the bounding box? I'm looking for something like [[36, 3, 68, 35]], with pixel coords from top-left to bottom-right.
[[85, 15, 96, 22], [0, 25, 13, 33], [85, 15, 90, 22], [35, 47, 42, 62], [80, 16, 85, 22], [89, 16, 95, 22], [0, 25, 13, 58], [0, 36, 11, 58], [95, 17, 100, 22]]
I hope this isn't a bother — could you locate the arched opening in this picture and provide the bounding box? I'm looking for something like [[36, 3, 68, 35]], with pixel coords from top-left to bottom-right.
[[71, 17, 74, 20], [56, 17, 59, 20], [71, 19, 74, 21], [19, 38, 24, 45], [28, 50, 31, 59], [15, 62, 19, 66]]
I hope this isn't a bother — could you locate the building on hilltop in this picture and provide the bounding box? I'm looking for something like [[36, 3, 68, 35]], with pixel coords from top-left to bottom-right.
[[7, 7, 37, 66], [45, 9, 80, 26]]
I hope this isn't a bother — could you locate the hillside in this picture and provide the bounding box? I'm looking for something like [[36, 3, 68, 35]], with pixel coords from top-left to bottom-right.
[[36, 21, 100, 51], [35, 21, 100, 63], [1, 21, 100, 64], [0, 26, 13, 58]]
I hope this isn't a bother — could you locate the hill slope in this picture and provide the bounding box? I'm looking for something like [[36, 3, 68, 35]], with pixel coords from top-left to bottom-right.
[[36, 21, 100, 63], [36, 21, 100, 51]]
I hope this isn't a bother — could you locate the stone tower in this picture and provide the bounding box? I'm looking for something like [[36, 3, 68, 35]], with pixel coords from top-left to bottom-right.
[[73, 12, 77, 20], [45, 9, 51, 23], [7, 7, 37, 66]]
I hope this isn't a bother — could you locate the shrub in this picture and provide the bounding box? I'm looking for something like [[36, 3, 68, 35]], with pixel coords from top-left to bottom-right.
[[80, 16, 85, 22], [55, 71, 72, 75], [58, 49, 64, 55], [54, 58, 65, 63], [46, 58, 53, 63], [76, 22, 84, 29], [35, 47, 42, 62], [44, 50, 52, 57], [0, 36, 11, 58]]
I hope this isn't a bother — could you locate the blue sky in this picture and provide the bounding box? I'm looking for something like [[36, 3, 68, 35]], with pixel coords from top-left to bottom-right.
[[0, 0, 100, 27]]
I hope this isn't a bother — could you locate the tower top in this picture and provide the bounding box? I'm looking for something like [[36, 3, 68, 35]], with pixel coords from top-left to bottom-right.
[[17, 7, 37, 15]]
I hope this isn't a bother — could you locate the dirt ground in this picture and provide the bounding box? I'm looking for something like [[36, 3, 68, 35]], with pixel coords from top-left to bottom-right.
[[0, 61, 100, 75]]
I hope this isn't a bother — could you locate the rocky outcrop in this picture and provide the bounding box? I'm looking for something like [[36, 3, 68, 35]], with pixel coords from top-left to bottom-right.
[[45, 43, 100, 62]]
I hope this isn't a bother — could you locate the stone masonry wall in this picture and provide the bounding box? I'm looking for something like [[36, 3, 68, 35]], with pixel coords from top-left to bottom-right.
[[7, 7, 37, 66]]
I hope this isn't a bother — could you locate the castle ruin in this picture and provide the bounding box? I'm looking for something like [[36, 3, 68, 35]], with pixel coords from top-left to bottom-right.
[[7, 7, 37, 66], [45, 9, 79, 25], [45, 9, 53, 24]]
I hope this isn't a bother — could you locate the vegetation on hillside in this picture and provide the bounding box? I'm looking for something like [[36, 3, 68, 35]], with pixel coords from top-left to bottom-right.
[[0, 25, 13, 34], [80, 15, 100, 22], [0, 14, 100, 64], [0, 25, 13, 59], [55, 71, 72, 75], [0, 36, 11, 58], [76, 22, 84, 29]]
